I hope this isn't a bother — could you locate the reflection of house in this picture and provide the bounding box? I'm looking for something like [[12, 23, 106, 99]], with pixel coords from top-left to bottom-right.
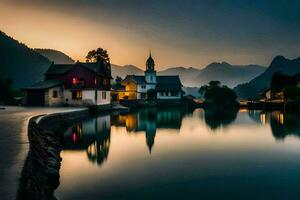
[[63, 115, 111, 165], [113, 53, 183, 101], [111, 108, 183, 152], [22, 62, 112, 106]]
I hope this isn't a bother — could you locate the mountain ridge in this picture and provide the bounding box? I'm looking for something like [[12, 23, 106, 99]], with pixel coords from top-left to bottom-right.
[[234, 56, 300, 99]]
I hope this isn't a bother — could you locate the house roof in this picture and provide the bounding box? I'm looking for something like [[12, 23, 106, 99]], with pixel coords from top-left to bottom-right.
[[45, 62, 112, 78], [111, 84, 125, 91], [122, 75, 146, 84], [22, 79, 63, 90]]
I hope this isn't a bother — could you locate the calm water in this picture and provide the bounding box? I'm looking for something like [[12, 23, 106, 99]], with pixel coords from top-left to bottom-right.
[[56, 108, 300, 200]]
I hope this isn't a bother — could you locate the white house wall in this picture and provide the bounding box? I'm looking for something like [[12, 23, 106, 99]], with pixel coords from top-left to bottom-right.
[[157, 91, 181, 99], [64, 89, 110, 106], [96, 91, 111, 105], [46, 86, 64, 106]]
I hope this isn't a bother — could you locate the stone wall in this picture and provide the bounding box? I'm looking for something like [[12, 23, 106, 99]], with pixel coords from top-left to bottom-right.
[[16, 109, 89, 200]]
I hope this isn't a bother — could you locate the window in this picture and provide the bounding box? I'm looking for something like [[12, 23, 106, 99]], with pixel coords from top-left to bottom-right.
[[102, 91, 107, 99], [72, 91, 82, 100], [160, 92, 164, 96], [171, 91, 178, 96], [141, 85, 146, 89], [52, 90, 58, 98], [150, 76, 153, 81], [72, 78, 84, 87], [103, 79, 109, 85]]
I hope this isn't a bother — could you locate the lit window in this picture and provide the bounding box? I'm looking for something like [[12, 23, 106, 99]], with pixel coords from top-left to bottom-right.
[[72, 91, 82, 100], [72, 78, 84, 86]]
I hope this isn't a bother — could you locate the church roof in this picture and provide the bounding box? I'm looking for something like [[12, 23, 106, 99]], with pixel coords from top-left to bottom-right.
[[156, 76, 182, 91]]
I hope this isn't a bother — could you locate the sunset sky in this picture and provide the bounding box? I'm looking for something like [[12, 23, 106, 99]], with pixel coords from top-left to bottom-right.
[[1, 0, 300, 69]]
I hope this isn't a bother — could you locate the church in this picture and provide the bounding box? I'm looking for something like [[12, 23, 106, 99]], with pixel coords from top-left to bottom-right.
[[112, 53, 183, 101]]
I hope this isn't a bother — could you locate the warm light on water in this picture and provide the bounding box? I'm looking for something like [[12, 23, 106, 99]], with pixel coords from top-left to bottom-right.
[[56, 108, 300, 200]]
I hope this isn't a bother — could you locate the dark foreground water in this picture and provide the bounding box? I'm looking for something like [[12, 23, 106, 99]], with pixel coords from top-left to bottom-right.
[[55, 108, 300, 200]]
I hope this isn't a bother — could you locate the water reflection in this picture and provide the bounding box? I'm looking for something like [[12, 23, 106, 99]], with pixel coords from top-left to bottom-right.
[[202, 107, 239, 130], [63, 115, 111, 165], [248, 110, 300, 140], [62, 108, 192, 163], [111, 108, 186, 152]]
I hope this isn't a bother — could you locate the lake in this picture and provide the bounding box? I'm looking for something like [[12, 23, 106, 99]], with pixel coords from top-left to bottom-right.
[[55, 108, 300, 200]]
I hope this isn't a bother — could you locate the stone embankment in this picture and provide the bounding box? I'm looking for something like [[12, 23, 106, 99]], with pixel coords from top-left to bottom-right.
[[16, 109, 89, 200]]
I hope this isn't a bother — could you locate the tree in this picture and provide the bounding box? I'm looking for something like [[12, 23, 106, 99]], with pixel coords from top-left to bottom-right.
[[271, 72, 295, 93], [115, 76, 122, 84], [86, 48, 111, 67], [199, 80, 238, 108], [0, 78, 15, 104], [284, 86, 300, 102]]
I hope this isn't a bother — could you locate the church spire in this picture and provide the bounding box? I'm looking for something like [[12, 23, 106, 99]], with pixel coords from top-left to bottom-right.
[[146, 51, 155, 71]]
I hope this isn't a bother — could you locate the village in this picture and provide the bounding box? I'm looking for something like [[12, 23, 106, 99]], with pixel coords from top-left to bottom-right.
[[20, 51, 300, 113], [21, 52, 186, 110]]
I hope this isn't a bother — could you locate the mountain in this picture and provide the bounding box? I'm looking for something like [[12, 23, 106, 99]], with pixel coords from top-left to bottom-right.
[[34, 48, 75, 64], [33, 49, 143, 79], [0, 31, 51, 88], [196, 62, 265, 88], [158, 67, 201, 86], [159, 63, 265, 88], [234, 56, 300, 99], [111, 64, 143, 79]]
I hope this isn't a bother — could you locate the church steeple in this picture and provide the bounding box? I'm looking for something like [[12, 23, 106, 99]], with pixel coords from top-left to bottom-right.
[[145, 51, 157, 84], [146, 51, 155, 72]]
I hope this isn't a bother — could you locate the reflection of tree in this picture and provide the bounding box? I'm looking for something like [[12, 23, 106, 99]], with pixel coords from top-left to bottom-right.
[[62, 115, 111, 166], [86, 131, 111, 165], [204, 107, 238, 130]]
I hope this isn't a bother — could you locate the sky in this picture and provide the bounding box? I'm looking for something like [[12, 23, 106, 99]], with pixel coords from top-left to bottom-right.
[[1, 0, 300, 69]]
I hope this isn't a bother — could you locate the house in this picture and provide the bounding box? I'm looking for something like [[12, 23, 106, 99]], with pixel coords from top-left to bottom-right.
[[22, 62, 112, 107], [261, 72, 300, 101], [113, 53, 183, 101]]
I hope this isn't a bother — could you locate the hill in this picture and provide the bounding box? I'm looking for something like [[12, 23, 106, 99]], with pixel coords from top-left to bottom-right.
[[159, 63, 265, 88], [158, 67, 201, 86], [197, 62, 265, 88], [34, 48, 75, 64], [234, 56, 300, 99], [0, 31, 51, 88], [111, 64, 143, 79]]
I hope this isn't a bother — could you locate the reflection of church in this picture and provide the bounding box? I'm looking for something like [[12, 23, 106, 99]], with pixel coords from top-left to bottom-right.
[[111, 108, 184, 153], [63, 115, 111, 165]]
